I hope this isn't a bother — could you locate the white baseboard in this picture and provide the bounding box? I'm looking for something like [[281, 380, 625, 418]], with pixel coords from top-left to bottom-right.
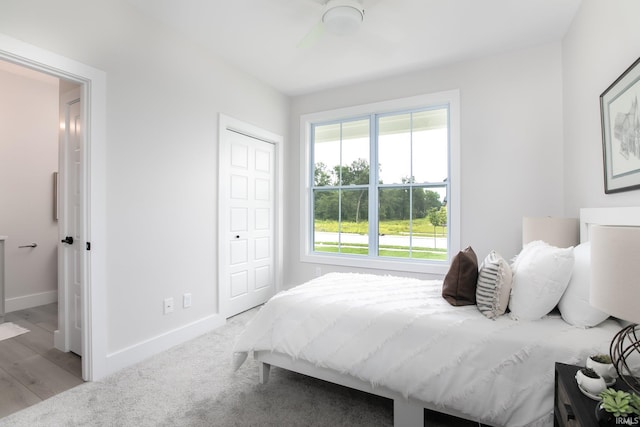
[[104, 314, 226, 376], [5, 290, 58, 313]]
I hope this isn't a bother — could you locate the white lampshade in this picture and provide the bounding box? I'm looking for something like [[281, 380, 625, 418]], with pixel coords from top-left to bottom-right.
[[590, 225, 640, 324], [322, 0, 364, 35], [522, 217, 579, 248]]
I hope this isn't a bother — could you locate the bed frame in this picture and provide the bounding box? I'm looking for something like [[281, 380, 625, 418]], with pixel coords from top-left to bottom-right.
[[255, 207, 640, 427], [255, 350, 471, 426]]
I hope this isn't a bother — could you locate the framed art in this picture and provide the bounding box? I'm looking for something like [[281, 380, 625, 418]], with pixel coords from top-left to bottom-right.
[[600, 56, 640, 194]]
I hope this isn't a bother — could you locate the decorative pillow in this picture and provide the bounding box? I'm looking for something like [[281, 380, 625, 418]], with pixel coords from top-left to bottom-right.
[[508, 240, 574, 321], [558, 242, 609, 327], [442, 246, 478, 306], [476, 251, 513, 319]]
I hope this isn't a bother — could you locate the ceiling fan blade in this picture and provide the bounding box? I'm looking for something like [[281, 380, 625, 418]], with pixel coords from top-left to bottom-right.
[[297, 20, 325, 49]]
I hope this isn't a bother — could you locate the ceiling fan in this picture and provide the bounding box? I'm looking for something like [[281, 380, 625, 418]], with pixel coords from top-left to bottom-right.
[[298, 0, 366, 48]]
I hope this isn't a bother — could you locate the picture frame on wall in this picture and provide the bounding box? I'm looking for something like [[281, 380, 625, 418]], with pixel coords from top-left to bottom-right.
[[600, 56, 640, 194]]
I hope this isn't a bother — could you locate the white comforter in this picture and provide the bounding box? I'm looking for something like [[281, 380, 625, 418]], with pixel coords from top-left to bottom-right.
[[233, 272, 620, 427]]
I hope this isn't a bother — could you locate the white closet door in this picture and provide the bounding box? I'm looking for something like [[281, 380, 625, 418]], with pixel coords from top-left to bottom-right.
[[221, 128, 276, 317]]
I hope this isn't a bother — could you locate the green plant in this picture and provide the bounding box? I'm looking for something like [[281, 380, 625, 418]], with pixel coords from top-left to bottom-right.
[[599, 388, 640, 417], [630, 393, 640, 416], [591, 354, 613, 364]]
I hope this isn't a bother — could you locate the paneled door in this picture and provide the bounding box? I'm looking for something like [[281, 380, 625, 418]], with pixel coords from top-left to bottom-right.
[[58, 88, 83, 356], [219, 121, 277, 318]]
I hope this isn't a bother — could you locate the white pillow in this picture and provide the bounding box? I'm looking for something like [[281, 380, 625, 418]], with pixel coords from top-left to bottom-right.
[[476, 251, 513, 319], [508, 240, 574, 321], [558, 242, 609, 327]]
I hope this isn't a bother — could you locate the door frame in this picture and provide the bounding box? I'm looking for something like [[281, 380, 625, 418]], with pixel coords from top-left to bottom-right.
[[0, 33, 108, 381], [218, 114, 283, 318]]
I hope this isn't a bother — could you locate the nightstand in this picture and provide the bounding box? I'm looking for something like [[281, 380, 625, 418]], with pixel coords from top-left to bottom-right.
[[555, 362, 637, 426], [554, 363, 600, 427]]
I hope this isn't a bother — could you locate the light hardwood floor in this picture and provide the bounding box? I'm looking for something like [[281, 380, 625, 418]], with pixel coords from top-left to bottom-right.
[[0, 303, 83, 418]]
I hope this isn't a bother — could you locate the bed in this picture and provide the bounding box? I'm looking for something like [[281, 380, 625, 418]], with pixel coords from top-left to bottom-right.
[[232, 207, 640, 427]]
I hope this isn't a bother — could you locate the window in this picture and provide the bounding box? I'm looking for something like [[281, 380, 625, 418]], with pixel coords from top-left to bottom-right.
[[301, 91, 460, 274]]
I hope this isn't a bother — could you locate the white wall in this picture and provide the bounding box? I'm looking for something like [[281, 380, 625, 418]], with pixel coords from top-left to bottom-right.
[[562, 0, 640, 215], [0, 0, 289, 368], [286, 43, 565, 287], [0, 65, 59, 311]]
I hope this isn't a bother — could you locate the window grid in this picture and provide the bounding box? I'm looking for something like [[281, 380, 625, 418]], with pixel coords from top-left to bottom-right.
[[311, 105, 450, 263]]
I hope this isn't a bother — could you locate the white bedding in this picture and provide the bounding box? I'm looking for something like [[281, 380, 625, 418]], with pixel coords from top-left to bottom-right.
[[233, 272, 620, 427]]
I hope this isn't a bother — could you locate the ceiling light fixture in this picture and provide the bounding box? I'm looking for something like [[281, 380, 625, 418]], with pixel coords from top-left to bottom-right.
[[322, 0, 365, 36]]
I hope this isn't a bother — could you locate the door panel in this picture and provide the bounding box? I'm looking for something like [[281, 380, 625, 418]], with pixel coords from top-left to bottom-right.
[[230, 240, 248, 264], [231, 208, 248, 231], [230, 271, 248, 297], [254, 238, 270, 259], [255, 208, 269, 230]]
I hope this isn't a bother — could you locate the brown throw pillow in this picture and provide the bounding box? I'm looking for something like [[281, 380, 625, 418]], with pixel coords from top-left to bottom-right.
[[442, 246, 478, 306]]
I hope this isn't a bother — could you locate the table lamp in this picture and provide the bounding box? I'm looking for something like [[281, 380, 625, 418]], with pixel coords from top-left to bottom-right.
[[590, 224, 640, 393]]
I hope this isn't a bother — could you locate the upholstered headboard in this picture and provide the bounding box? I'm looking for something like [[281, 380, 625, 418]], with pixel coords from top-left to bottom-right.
[[580, 207, 640, 243]]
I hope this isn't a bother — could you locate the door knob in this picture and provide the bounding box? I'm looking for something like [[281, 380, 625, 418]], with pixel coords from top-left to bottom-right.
[[61, 236, 74, 245]]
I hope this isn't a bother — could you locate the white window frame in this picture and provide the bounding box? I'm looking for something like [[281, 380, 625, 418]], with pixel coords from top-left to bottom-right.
[[300, 90, 460, 275]]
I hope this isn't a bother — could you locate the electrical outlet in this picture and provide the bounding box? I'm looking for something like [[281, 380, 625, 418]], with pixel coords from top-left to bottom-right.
[[163, 297, 174, 314], [315, 267, 322, 277], [183, 293, 192, 308]]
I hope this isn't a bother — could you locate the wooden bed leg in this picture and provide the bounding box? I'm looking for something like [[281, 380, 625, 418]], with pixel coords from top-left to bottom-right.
[[393, 399, 423, 427], [259, 362, 271, 384]]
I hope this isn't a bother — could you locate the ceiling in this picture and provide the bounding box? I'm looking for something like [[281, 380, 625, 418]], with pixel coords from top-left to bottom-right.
[[125, 0, 582, 96]]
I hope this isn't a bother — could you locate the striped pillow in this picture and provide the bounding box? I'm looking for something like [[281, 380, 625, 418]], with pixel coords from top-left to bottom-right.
[[476, 251, 513, 319]]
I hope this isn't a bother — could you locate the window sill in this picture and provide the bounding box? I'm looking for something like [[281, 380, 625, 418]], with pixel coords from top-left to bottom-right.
[[301, 252, 450, 277]]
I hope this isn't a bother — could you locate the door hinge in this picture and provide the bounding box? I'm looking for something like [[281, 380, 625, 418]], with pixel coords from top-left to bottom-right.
[[86, 242, 91, 251]]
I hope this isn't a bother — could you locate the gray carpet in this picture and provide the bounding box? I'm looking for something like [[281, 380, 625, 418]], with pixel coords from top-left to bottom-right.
[[0, 308, 477, 427]]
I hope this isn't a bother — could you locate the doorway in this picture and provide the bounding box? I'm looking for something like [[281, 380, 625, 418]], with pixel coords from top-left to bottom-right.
[[0, 33, 108, 381], [0, 59, 85, 416], [0, 60, 83, 362]]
